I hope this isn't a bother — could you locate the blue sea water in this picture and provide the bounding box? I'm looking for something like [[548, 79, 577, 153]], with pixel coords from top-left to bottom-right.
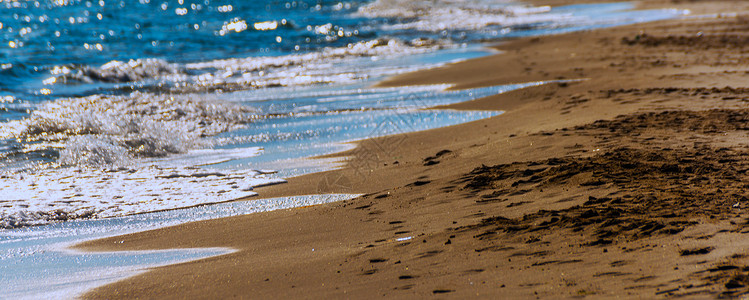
[[0, 0, 554, 104], [0, 1, 684, 119], [0, 0, 688, 297]]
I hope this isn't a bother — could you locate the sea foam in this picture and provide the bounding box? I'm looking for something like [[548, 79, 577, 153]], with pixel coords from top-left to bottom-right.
[[0, 163, 284, 229]]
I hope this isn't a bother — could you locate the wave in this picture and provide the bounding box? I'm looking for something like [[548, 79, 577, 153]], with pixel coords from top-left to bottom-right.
[[45, 38, 449, 92], [185, 38, 445, 71], [51, 58, 183, 84], [1, 91, 255, 168], [356, 0, 563, 31]]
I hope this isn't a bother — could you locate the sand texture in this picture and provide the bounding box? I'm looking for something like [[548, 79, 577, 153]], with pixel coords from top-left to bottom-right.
[[75, 1, 749, 298]]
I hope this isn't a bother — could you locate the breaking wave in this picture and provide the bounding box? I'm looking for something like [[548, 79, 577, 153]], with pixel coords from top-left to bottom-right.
[[53, 58, 182, 84], [356, 0, 563, 31], [186, 37, 445, 71], [1, 91, 255, 168], [45, 38, 450, 94]]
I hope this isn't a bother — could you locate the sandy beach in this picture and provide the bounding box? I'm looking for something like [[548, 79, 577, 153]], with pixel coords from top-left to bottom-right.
[[75, 0, 749, 298]]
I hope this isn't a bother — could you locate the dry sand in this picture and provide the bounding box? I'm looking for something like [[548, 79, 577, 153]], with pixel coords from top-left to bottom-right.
[[76, 1, 749, 298]]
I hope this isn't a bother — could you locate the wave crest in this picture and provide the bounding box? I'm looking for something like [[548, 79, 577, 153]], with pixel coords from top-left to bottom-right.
[[356, 0, 558, 31], [5, 92, 255, 167], [55, 58, 182, 83]]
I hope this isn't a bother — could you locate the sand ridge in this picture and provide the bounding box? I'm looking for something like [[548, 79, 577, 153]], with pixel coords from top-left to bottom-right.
[[76, 1, 749, 298]]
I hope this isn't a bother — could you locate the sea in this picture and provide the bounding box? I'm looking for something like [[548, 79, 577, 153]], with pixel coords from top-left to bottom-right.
[[0, 0, 686, 298]]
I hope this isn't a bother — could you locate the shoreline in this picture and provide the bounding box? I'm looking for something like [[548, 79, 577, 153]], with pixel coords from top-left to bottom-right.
[[75, 1, 749, 298]]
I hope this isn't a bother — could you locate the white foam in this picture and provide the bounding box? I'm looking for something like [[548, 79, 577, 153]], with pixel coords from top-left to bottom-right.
[[0, 163, 284, 229]]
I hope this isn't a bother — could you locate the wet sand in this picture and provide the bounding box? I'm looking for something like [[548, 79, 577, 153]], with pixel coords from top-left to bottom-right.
[[76, 1, 749, 298]]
